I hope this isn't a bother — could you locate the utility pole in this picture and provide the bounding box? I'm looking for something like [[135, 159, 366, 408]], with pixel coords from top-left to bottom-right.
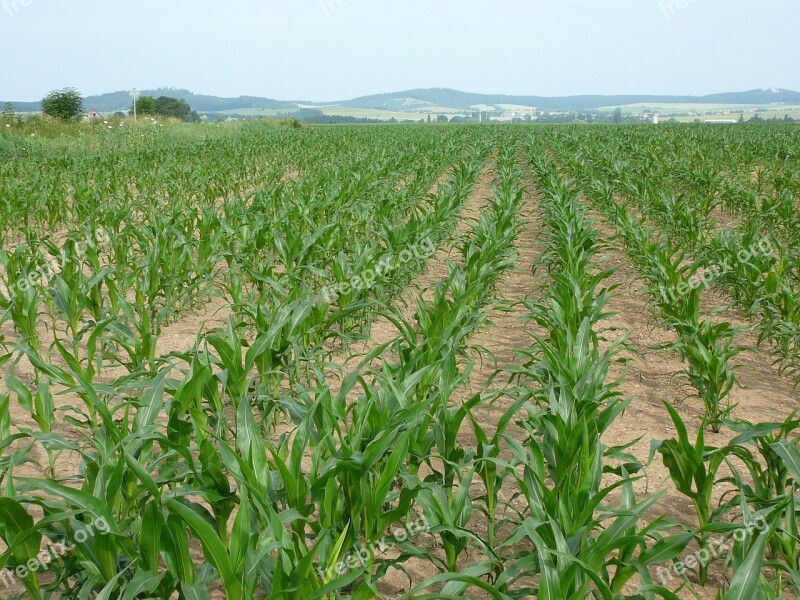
[[130, 88, 140, 121]]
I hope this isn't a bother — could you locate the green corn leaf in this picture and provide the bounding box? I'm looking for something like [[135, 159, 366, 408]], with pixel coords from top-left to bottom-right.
[[94, 568, 129, 600], [723, 527, 770, 600], [140, 501, 163, 573], [16, 479, 119, 535], [167, 499, 243, 600], [119, 570, 164, 600], [163, 513, 195, 584], [770, 441, 800, 482], [0, 498, 42, 562]]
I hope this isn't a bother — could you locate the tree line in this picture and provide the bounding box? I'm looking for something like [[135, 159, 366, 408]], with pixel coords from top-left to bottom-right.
[[36, 88, 199, 122], [131, 95, 200, 121]]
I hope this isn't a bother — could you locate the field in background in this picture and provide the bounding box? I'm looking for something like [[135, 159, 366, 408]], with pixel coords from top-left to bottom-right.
[[597, 103, 800, 123], [600, 103, 800, 114], [0, 122, 799, 599], [13, 101, 800, 123], [213, 101, 800, 122]]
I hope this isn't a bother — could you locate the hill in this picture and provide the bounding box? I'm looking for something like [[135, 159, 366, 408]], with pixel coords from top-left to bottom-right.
[[5, 87, 800, 118], [337, 88, 800, 112], [6, 88, 297, 114]]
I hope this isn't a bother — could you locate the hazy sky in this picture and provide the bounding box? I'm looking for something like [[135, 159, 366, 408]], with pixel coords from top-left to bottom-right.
[[1, 0, 798, 101]]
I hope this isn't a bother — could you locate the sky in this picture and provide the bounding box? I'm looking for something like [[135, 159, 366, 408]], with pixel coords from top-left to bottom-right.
[[1, 0, 798, 102]]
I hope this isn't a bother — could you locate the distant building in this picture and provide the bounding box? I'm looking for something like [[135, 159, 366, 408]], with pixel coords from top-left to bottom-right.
[[86, 109, 102, 121], [704, 119, 738, 124]]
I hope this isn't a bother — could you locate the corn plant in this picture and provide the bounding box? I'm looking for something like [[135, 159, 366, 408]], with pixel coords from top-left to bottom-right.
[[2, 122, 800, 598], [651, 403, 732, 585]]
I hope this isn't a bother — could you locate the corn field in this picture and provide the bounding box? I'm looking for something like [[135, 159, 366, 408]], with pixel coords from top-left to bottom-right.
[[0, 122, 799, 599]]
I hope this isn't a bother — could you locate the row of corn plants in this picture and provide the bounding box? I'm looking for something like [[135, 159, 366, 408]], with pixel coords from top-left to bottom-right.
[[543, 128, 754, 432], [537, 126, 800, 597], [0, 127, 498, 598], [538, 124, 800, 386], [494, 144, 688, 598], [1, 124, 798, 599]]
